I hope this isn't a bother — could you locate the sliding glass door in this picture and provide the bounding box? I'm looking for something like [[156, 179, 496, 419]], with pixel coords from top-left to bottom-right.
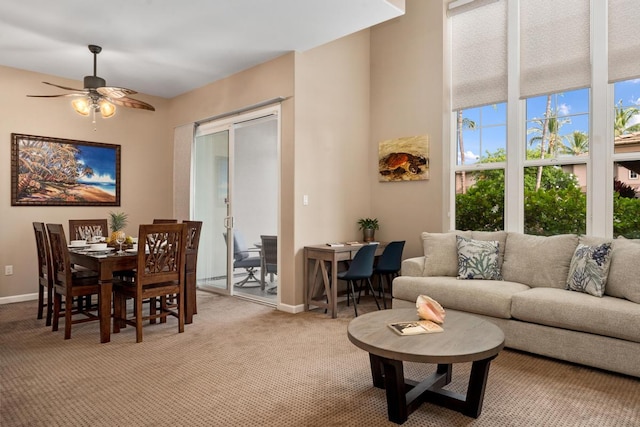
[[193, 127, 231, 293], [192, 106, 279, 303]]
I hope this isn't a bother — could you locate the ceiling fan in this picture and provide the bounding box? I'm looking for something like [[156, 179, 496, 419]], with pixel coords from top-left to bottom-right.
[[27, 44, 155, 120]]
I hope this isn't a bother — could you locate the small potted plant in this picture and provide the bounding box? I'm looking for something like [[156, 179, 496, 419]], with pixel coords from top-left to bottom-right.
[[357, 217, 379, 242]]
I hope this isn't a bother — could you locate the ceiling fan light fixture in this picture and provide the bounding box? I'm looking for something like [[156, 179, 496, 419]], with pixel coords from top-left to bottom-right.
[[99, 100, 116, 118], [71, 98, 91, 116], [28, 44, 154, 127]]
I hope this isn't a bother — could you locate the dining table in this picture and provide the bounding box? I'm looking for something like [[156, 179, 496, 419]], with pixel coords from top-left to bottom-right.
[[69, 243, 198, 343], [68, 247, 137, 343]]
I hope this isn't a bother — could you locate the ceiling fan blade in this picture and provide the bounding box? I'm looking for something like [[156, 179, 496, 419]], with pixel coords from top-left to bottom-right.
[[42, 81, 85, 92], [97, 86, 138, 98], [105, 96, 155, 111], [27, 93, 86, 98]]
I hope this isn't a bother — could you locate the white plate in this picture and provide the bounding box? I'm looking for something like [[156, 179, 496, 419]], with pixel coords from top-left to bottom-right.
[[68, 244, 89, 248], [125, 249, 137, 253], [86, 247, 115, 253]]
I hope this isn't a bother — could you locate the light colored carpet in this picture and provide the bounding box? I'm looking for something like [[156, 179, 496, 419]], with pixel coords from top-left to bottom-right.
[[1, 292, 638, 427]]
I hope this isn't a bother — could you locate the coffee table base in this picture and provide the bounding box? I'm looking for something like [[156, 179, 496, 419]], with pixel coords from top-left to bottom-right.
[[369, 353, 497, 424]]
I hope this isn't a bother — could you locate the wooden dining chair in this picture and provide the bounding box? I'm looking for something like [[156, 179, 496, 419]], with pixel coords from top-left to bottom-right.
[[46, 223, 101, 339], [152, 220, 203, 324], [183, 220, 203, 320], [68, 219, 108, 242], [33, 222, 53, 326], [112, 223, 188, 342], [153, 219, 178, 223]]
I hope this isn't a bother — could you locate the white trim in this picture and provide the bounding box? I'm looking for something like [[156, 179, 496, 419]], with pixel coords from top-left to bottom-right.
[[276, 303, 306, 314], [590, 0, 612, 238], [443, 5, 455, 231], [0, 293, 39, 305], [505, 0, 523, 233], [613, 151, 640, 162], [448, 0, 475, 10]]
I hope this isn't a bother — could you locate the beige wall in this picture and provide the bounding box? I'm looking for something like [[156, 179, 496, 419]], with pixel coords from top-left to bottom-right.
[[0, 65, 172, 299], [168, 54, 298, 308], [293, 30, 373, 305], [370, 0, 446, 259]]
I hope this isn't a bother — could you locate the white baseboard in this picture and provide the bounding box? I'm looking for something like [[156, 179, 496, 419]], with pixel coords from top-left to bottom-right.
[[276, 302, 306, 314], [0, 293, 39, 305], [0, 293, 308, 316]]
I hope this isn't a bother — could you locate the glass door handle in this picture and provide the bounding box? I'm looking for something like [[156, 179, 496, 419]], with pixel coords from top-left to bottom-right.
[[224, 216, 234, 229]]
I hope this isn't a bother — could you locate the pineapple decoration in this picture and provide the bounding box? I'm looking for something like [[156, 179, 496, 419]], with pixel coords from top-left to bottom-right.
[[108, 211, 128, 245]]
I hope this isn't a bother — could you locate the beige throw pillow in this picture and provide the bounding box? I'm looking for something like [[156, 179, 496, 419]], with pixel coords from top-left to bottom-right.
[[421, 231, 471, 277], [501, 233, 578, 289], [605, 238, 640, 303]]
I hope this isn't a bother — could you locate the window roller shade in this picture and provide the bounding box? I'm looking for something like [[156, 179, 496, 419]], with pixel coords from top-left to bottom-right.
[[609, 0, 640, 83], [520, 0, 590, 99], [451, 0, 507, 111]]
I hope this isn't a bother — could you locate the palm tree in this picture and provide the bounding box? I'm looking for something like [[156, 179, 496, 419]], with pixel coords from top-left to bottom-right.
[[527, 95, 570, 190], [560, 131, 589, 156], [456, 110, 476, 194], [614, 100, 640, 136]]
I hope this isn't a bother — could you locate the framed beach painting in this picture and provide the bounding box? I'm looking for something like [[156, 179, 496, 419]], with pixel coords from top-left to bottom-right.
[[11, 133, 121, 206], [378, 135, 430, 182]]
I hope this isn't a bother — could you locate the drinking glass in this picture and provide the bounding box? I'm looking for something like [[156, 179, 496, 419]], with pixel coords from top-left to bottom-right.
[[115, 231, 126, 254]]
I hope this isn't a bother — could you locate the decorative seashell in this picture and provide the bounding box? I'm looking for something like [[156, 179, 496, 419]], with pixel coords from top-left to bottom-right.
[[416, 295, 445, 324]]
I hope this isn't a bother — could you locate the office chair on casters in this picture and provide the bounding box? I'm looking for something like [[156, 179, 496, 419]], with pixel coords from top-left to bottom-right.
[[337, 243, 380, 317], [373, 241, 405, 309], [224, 231, 262, 289]]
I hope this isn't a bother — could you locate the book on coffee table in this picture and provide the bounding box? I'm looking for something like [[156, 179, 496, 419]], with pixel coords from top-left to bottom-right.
[[388, 320, 444, 336]]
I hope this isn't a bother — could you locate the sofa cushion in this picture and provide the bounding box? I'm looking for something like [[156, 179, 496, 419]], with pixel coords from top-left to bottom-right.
[[511, 287, 640, 343], [502, 233, 578, 289], [421, 231, 471, 277], [605, 238, 640, 303], [566, 242, 612, 297], [456, 236, 502, 280], [392, 275, 529, 319], [400, 257, 425, 277]]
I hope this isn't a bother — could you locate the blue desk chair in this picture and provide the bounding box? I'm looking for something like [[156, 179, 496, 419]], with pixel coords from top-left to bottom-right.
[[337, 243, 380, 317], [373, 241, 405, 309]]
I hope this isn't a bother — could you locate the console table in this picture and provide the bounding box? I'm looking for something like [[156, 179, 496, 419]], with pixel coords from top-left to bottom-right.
[[303, 243, 385, 318]]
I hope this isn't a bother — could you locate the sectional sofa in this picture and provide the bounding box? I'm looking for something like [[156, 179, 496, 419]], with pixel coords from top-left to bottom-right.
[[392, 231, 640, 377]]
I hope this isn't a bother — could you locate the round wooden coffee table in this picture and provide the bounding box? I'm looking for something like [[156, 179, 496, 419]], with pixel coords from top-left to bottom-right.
[[348, 308, 504, 424]]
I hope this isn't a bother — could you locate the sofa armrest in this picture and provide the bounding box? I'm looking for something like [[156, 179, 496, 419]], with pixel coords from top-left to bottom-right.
[[401, 256, 425, 277]]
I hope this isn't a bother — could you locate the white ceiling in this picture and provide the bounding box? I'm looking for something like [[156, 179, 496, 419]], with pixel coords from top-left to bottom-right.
[[0, 0, 404, 98]]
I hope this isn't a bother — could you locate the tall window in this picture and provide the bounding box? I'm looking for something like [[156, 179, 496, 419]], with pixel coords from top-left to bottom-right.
[[451, 0, 507, 231], [613, 80, 640, 237], [449, 0, 640, 237]]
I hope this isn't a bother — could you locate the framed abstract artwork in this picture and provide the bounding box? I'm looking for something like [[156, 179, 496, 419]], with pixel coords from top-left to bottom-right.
[[11, 133, 121, 206], [378, 135, 430, 182]]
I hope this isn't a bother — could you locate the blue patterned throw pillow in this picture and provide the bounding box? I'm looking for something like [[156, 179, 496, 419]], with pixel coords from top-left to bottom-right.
[[456, 236, 502, 280], [566, 243, 612, 297]]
